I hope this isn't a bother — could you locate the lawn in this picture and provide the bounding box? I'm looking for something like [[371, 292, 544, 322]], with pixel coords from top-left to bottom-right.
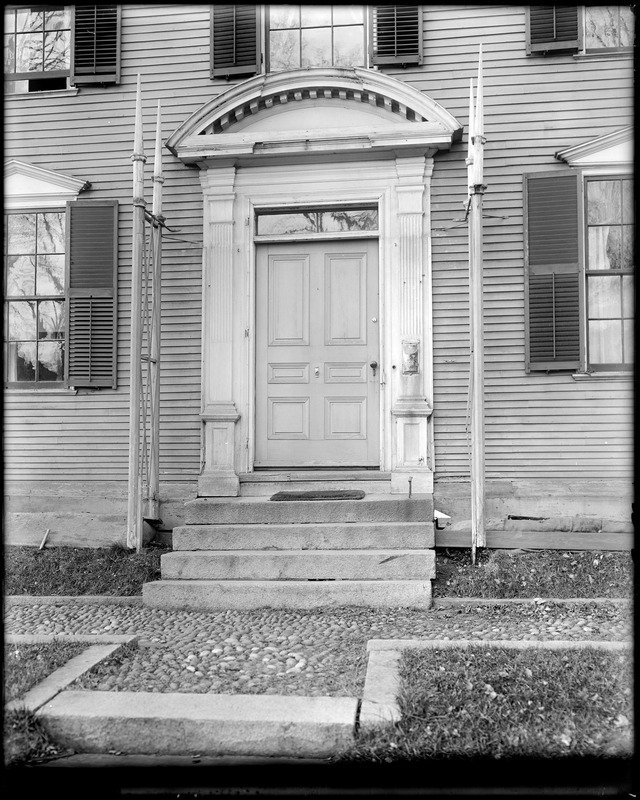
[[4, 640, 87, 767], [340, 645, 633, 761], [4, 543, 633, 598]]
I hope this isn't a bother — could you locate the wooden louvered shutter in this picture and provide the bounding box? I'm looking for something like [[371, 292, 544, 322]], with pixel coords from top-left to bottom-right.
[[525, 174, 581, 372], [527, 6, 580, 54], [66, 200, 118, 388], [211, 5, 260, 78], [72, 5, 121, 85], [371, 6, 422, 65]]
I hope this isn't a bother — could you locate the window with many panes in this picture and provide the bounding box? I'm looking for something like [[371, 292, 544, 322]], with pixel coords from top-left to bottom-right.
[[4, 6, 71, 92], [527, 5, 634, 55], [211, 5, 422, 78], [4, 210, 66, 382], [267, 6, 365, 71], [4, 4, 121, 93], [524, 172, 634, 373], [585, 177, 634, 369]]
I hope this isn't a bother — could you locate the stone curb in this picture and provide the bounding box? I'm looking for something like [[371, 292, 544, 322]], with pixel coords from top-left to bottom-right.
[[359, 637, 633, 732], [432, 597, 630, 607], [5, 595, 143, 606], [5, 638, 137, 714], [5, 594, 630, 608]]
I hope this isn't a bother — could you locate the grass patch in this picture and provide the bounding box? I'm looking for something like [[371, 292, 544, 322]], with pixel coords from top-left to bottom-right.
[[4, 640, 87, 703], [433, 549, 633, 599], [4, 543, 168, 596], [4, 640, 87, 766], [343, 646, 633, 761]]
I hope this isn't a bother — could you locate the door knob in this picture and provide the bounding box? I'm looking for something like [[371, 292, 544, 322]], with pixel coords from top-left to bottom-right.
[[370, 361, 378, 377]]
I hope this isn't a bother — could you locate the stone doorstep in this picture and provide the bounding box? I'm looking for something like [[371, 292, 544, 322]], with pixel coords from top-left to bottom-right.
[[359, 638, 633, 733]]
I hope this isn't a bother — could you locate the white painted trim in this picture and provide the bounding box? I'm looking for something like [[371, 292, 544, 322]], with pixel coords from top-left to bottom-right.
[[4, 159, 89, 209]]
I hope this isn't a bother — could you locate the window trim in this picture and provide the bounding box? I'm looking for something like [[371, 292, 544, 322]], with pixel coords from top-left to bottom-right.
[[582, 172, 634, 373], [4, 206, 68, 388]]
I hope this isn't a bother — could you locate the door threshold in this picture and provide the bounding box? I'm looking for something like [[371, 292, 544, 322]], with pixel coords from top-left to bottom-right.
[[241, 470, 390, 483]]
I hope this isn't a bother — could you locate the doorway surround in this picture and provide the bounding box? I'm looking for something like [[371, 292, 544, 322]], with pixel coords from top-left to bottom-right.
[[167, 67, 462, 496]]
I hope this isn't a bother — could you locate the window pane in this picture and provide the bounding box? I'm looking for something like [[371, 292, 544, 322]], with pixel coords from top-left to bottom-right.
[[38, 300, 65, 339], [586, 6, 622, 48], [36, 255, 65, 295], [622, 180, 633, 224], [7, 213, 36, 254], [621, 225, 634, 271], [318, 209, 378, 232], [5, 341, 37, 381], [623, 320, 634, 363], [269, 6, 300, 29], [587, 180, 621, 225], [38, 340, 64, 381], [15, 32, 43, 72], [269, 29, 300, 70], [6, 255, 36, 296], [45, 9, 71, 31], [588, 275, 621, 318], [588, 226, 622, 270], [619, 6, 634, 47], [4, 10, 16, 34], [622, 276, 634, 317], [37, 212, 65, 253], [301, 27, 332, 67], [8, 300, 37, 340], [300, 7, 332, 27], [333, 6, 364, 25], [5, 34, 15, 72], [589, 319, 622, 363], [44, 29, 70, 71], [257, 212, 318, 235], [333, 24, 364, 66], [16, 9, 42, 33]]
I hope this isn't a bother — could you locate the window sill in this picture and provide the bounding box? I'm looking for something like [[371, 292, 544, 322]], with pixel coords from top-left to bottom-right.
[[4, 387, 78, 395], [4, 87, 79, 100], [571, 372, 634, 382], [572, 51, 633, 62]]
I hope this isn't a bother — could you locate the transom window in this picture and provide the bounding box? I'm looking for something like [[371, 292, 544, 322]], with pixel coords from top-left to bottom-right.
[[267, 5, 365, 72], [256, 207, 378, 237], [585, 177, 634, 370], [4, 5, 70, 93], [4, 211, 66, 383]]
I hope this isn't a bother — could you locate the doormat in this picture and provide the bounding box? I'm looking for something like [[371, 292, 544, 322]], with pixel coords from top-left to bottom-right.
[[270, 490, 365, 502]]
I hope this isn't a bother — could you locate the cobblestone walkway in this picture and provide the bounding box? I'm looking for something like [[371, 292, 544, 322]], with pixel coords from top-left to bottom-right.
[[5, 599, 631, 697]]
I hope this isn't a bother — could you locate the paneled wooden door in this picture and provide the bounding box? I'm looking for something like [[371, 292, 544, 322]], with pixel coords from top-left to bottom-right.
[[255, 240, 380, 467]]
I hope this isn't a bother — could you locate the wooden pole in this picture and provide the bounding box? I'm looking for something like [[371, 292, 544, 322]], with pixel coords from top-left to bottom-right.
[[468, 47, 486, 563], [148, 100, 164, 524], [127, 75, 146, 551]]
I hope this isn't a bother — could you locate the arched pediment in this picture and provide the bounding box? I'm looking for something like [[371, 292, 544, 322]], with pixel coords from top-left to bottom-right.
[[167, 67, 462, 166]]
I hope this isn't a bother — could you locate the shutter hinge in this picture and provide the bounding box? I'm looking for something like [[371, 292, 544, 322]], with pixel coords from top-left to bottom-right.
[[246, 216, 250, 226], [244, 328, 250, 338]]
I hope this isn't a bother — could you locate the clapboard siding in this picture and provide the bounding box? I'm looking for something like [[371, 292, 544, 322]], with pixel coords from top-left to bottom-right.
[[3, 4, 633, 491]]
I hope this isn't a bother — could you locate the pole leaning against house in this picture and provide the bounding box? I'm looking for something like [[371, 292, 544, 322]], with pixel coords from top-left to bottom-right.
[[127, 75, 146, 551], [148, 100, 164, 525], [467, 46, 487, 562]]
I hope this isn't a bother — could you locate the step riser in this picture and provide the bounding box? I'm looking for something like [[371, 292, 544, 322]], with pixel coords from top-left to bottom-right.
[[161, 550, 435, 581], [39, 692, 356, 758], [172, 523, 434, 551], [240, 481, 392, 496], [143, 580, 433, 610], [185, 497, 433, 526]]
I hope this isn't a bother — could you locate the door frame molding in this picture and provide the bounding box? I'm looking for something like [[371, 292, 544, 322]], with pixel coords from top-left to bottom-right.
[[198, 155, 436, 496]]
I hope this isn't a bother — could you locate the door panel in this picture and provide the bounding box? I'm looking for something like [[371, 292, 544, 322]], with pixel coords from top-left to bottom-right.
[[255, 239, 379, 467]]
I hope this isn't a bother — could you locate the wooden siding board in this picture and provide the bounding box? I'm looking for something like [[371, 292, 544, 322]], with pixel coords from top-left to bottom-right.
[[3, 4, 633, 490]]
